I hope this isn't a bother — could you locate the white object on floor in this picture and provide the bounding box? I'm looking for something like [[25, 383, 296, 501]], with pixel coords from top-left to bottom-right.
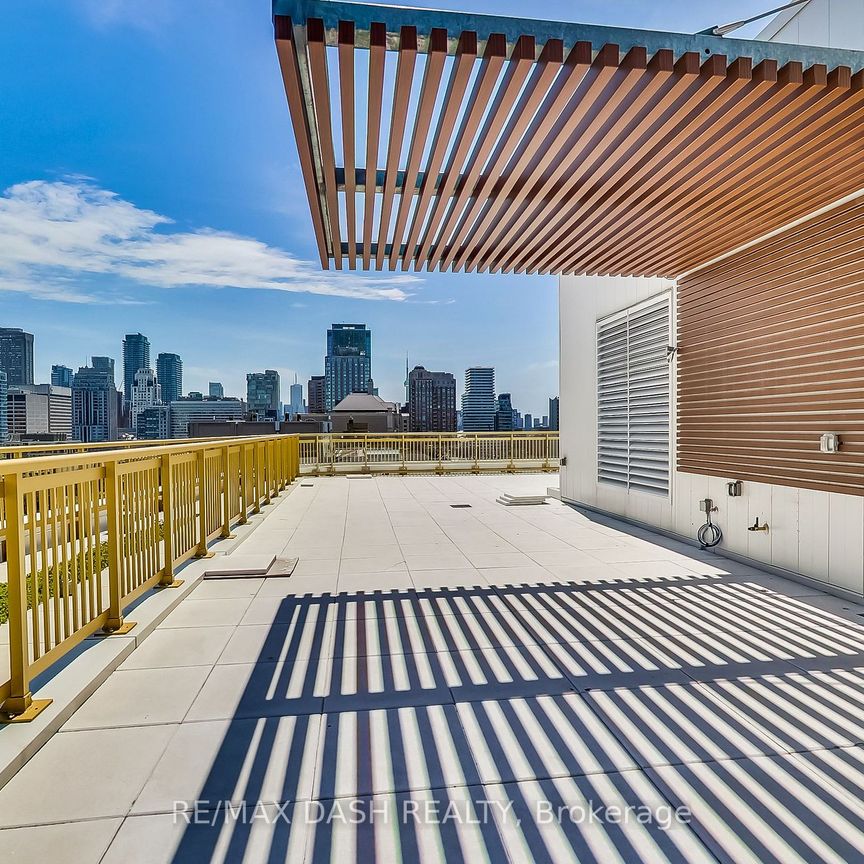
[[496, 493, 548, 506]]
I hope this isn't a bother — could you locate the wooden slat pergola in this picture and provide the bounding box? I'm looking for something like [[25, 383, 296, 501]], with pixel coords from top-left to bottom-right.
[[273, 0, 864, 276]]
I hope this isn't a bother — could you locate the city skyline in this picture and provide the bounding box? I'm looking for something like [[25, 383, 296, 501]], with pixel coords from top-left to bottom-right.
[[1, 320, 558, 423]]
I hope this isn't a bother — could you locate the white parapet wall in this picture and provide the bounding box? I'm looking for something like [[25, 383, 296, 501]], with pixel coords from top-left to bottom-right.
[[558, 275, 864, 599]]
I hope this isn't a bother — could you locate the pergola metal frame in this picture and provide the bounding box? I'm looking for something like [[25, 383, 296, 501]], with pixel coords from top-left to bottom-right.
[[273, 0, 864, 276]]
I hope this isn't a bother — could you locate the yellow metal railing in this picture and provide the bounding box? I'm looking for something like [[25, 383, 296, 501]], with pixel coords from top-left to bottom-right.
[[0, 436, 257, 460], [297, 432, 559, 475], [0, 434, 300, 722]]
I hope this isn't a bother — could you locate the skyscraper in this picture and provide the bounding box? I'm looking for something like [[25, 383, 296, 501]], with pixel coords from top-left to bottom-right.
[[461, 367, 496, 431], [307, 375, 325, 414], [156, 352, 182, 404], [408, 366, 457, 432], [494, 393, 515, 431], [246, 370, 280, 418], [0, 328, 34, 386], [324, 324, 371, 411], [288, 376, 305, 419], [131, 368, 161, 430], [51, 364, 73, 387], [92, 356, 115, 383], [523, 414, 533, 431], [208, 382, 224, 399], [549, 396, 559, 431], [122, 333, 150, 409], [72, 364, 118, 442]]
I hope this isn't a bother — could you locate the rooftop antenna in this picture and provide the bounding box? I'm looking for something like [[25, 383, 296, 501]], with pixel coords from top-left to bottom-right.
[[697, 0, 808, 36]]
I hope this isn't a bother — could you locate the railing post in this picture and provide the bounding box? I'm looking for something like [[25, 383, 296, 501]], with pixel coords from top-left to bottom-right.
[[104, 460, 134, 632], [508, 431, 516, 473], [259, 442, 270, 506], [472, 434, 480, 474], [195, 448, 213, 557], [1, 472, 51, 722], [238, 443, 249, 524], [159, 452, 178, 586], [437, 434, 443, 474], [221, 444, 233, 538]]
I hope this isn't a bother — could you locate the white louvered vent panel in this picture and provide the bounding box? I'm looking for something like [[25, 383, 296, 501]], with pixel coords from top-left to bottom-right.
[[597, 296, 671, 496]]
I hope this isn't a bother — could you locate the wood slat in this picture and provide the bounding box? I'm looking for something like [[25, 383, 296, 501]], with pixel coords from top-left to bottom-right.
[[678, 194, 864, 496], [274, 16, 329, 266]]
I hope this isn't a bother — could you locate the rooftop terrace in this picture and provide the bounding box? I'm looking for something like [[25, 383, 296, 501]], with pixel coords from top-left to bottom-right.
[[3, 472, 864, 862]]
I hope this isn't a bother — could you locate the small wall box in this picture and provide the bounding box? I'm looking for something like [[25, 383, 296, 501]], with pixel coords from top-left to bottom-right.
[[727, 481, 742, 497], [820, 433, 841, 453]]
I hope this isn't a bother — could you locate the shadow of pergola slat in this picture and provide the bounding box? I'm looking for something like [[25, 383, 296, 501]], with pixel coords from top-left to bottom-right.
[[167, 577, 864, 863]]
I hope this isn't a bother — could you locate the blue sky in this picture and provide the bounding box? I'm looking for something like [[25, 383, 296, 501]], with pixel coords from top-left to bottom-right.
[[2, 0, 772, 415]]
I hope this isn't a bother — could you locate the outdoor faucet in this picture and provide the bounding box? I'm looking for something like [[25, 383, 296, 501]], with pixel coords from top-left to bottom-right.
[[748, 518, 769, 532]]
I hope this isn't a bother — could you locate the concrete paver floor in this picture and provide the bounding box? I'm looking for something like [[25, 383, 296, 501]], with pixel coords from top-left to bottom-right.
[[3, 474, 864, 863]]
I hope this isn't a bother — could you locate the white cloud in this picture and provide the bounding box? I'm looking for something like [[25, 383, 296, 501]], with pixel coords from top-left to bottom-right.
[[76, 0, 176, 33], [0, 179, 420, 304]]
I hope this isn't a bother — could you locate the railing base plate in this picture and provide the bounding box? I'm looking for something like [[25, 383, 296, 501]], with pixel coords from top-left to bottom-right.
[[97, 621, 138, 637], [156, 579, 185, 589], [0, 699, 52, 724]]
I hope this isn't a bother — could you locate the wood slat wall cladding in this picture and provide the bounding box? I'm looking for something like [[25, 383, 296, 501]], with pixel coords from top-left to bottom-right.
[[677, 197, 864, 496]]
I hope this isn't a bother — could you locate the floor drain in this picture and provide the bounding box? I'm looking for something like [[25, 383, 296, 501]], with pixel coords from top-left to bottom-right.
[[301, 483, 314, 487], [450, 504, 472, 508]]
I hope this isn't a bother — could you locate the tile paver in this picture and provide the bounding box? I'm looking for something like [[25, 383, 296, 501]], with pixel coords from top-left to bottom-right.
[[3, 473, 864, 863]]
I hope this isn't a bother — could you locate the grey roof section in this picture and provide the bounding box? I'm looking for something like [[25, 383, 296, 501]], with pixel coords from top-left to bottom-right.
[[332, 393, 397, 412]]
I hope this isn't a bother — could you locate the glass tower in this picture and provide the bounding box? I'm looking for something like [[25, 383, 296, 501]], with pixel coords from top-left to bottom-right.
[[156, 352, 183, 404], [122, 333, 150, 408], [324, 324, 371, 411]]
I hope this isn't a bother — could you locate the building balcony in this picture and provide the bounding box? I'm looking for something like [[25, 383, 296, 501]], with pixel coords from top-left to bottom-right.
[[2, 437, 864, 862]]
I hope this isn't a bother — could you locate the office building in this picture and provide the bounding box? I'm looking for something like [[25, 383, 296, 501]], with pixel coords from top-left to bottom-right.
[[0, 328, 34, 386], [169, 398, 245, 438], [131, 368, 161, 430], [72, 364, 118, 442], [208, 382, 224, 399], [247, 370, 280, 418], [6, 385, 72, 441], [136, 405, 171, 440], [461, 367, 496, 431], [549, 396, 559, 431], [408, 366, 457, 432], [156, 352, 183, 404], [287, 377, 305, 419], [542, 415, 549, 428], [494, 393, 515, 431], [92, 356, 115, 383], [307, 375, 325, 414], [122, 333, 150, 409], [324, 324, 371, 411], [51, 365, 73, 388], [523, 414, 533, 431]]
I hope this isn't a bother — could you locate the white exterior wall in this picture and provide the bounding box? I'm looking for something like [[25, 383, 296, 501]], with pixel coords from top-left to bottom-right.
[[757, 0, 864, 51], [558, 276, 864, 597]]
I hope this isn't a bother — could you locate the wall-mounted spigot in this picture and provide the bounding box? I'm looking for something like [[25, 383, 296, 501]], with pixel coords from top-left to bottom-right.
[[748, 518, 769, 532]]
